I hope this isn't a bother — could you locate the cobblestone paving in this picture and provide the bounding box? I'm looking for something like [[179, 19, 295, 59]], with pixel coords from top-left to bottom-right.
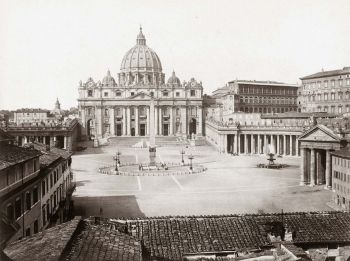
[[72, 143, 332, 217]]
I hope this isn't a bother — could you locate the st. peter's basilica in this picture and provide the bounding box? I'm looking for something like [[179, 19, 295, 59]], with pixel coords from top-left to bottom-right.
[[77, 27, 203, 140]]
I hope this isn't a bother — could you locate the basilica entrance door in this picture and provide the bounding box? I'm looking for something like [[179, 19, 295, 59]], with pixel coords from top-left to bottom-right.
[[189, 118, 196, 135], [163, 124, 169, 136], [140, 124, 146, 136], [131, 128, 135, 136], [116, 124, 122, 136]]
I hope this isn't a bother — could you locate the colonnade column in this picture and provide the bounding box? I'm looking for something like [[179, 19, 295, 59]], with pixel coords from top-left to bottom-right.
[[159, 107, 163, 136], [289, 135, 293, 156], [300, 148, 306, 185], [264, 135, 267, 154], [223, 134, 227, 153], [233, 135, 237, 154], [198, 106, 203, 136], [283, 135, 287, 155], [237, 134, 241, 154], [154, 106, 158, 135], [257, 135, 261, 154], [251, 135, 255, 154], [50, 136, 55, 147], [109, 107, 115, 135], [277, 135, 280, 155], [271, 135, 275, 154], [126, 107, 131, 136], [310, 148, 316, 186], [296, 137, 299, 156], [244, 134, 248, 154], [325, 150, 331, 189], [123, 107, 127, 136], [146, 106, 150, 135], [135, 107, 139, 136]]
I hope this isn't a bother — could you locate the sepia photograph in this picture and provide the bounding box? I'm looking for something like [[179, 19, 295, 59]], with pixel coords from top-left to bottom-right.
[[0, 0, 350, 260]]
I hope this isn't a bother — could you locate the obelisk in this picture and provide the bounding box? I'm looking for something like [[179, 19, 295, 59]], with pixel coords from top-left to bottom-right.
[[149, 98, 156, 166]]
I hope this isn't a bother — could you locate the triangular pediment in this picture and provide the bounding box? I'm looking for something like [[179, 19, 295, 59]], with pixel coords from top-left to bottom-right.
[[129, 92, 152, 100], [299, 124, 341, 142]]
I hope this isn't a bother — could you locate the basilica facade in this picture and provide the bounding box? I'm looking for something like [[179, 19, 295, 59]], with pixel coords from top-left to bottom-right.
[[77, 28, 203, 140]]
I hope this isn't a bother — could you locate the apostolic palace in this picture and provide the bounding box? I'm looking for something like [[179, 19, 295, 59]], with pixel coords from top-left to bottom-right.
[[77, 28, 203, 141]]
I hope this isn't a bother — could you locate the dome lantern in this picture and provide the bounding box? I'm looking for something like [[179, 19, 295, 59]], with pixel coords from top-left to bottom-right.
[[136, 26, 146, 45]]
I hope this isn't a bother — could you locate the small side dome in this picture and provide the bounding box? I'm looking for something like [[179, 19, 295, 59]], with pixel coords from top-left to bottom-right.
[[102, 70, 116, 86], [167, 71, 181, 86]]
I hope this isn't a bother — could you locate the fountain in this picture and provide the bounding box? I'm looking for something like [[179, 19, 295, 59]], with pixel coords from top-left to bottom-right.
[[257, 144, 287, 169]]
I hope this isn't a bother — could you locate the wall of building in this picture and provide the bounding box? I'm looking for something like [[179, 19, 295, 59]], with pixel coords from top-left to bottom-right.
[[332, 155, 350, 210]]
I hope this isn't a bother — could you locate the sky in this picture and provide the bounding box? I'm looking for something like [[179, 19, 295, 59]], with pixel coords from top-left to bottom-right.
[[0, 0, 349, 110]]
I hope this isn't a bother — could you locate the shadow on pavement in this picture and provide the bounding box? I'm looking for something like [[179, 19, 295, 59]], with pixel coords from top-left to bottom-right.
[[72, 195, 145, 218]]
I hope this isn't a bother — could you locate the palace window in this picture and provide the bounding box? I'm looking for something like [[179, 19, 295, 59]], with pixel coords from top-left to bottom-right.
[[331, 93, 335, 100], [338, 92, 343, 100], [190, 90, 196, 96], [347, 79, 350, 86], [324, 81, 328, 88], [331, 106, 335, 113], [104, 92, 108, 97], [163, 92, 168, 97], [34, 220, 38, 234], [130, 92, 134, 96], [26, 192, 31, 211], [324, 93, 328, 100], [116, 92, 121, 97], [339, 79, 343, 87], [32, 186, 38, 204], [338, 106, 343, 114], [88, 90, 93, 97], [176, 92, 180, 97], [331, 80, 335, 87], [15, 198, 21, 219], [346, 106, 350, 113], [150, 91, 154, 97]]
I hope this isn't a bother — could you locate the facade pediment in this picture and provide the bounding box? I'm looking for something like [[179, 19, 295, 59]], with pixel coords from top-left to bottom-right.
[[299, 125, 340, 142]]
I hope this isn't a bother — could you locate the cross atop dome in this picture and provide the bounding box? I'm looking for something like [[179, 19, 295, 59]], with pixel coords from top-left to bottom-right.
[[136, 26, 146, 45]]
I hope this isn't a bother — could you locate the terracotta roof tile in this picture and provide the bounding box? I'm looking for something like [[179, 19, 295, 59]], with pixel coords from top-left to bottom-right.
[[0, 144, 41, 171]]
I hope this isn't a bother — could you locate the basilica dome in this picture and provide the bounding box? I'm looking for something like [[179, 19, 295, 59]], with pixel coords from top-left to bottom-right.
[[120, 28, 162, 73]]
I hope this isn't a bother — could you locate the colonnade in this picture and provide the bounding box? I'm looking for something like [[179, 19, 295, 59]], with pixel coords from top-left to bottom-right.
[[300, 148, 332, 187], [223, 133, 300, 156], [16, 135, 71, 150]]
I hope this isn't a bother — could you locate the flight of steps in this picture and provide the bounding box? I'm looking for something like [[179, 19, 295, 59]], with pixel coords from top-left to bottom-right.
[[107, 136, 189, 147]]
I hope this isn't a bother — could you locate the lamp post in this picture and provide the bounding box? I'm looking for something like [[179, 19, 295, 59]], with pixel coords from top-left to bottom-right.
[[180, 148, 185, 165], [114, 151, 121, 172], [188, 154, 194, 171]]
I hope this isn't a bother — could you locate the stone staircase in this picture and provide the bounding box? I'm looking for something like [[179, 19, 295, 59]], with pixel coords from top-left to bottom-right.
[[107, 136, 188, 147]]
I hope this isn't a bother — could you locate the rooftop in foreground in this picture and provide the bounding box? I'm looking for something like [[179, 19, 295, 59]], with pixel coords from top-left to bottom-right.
[[4, 211, 350, 261]]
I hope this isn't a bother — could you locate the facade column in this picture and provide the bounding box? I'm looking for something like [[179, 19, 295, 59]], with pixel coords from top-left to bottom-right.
[[181, 106, 187, 136], [283, 135, 287, 155], [300, 148, 306, 185], [123, 107, 127, 136], [169, 106, 173, 135], [310, 148, 316, 186], [277, 135, 280, 155], [109, 107, 115, 135], [325, 149, 331, 189], [258, 134, 261, 154], [264, 135, 267, 154], [159, 107, 163, 136], [155, 106, 158, 135], [289, 135, 293, 156], [135, 107, 139, 136], [251, 135, 255, 154], [126, 107, 131, 136], [95, 106, 103, 137], [271, 135, 275, 154], [146, 106, 150, 136], [244, 134, 248, 154]]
